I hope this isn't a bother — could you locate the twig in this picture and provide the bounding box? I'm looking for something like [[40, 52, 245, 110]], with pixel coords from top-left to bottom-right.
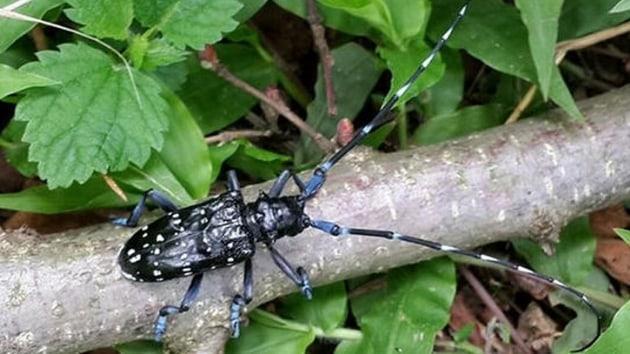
[[199, 46, 335, 153], [506, 20, 630, 123], [205, 129, 273, 145], [460, 267, 532, 354], [307, 0, 337, 116], [245, 112, 270, 130], [102, 175, 127, 202], [29, 25, 47, 51]]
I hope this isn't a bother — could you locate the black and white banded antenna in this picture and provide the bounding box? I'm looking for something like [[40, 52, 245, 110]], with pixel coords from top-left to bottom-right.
[[303, 0, 471, 198], [310, 220, 603, 352]]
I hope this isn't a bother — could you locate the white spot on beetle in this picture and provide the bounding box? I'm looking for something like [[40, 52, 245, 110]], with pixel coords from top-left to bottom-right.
[[184, 272, 193, 276], [142, 243, 149, 248], [141, 225, 148, 231], [227, 242, 234, 249], [153, 270, 162, 276], [173, 219, 181, 225], [182, 267, 192, 272], [127, 249, 135, 256], [201, 217, 208, 224], [153, 248, 161, 255], [200, 209, 206, 215], [153, 261, 159, 266], [172, 213, 180, 218], [227, 257, 234, 262], [142, 233, 148, 238], [156, 277, 164, 282], [180, 253, 188, 260], [129, 255, 141, 263], [156, 234, 165, 242]]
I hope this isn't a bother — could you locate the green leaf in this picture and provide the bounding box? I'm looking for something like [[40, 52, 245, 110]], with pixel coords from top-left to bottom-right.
[[0, 63, 58, 99], [583, 300, 630, 354], [279, 282, 347, 332], [429, 0, 582, 120], [550, 283, 602, 353], [613, 228, 630, 244], [348, 258, 456, 354], [234, 0, 267, 22], [420, 47, 464, 118], [64, 0, 133, 40], [0, 0, 64, 53], [411, 104, 508, 146], [0, 177, 138, 213], [318, 0, 429, 47], [559, 0, 630, 40], [130, 37, 188, 71], [295, 43, 383, 165], [273, 0, 375, 38], [1, 121, 37, 177], [115, 340, 163, 354], [15, 42, 170, 188], [133, 0, 242, 49], [512, 217, 596, 286], [155, 88, 211, 199], [178, 43, 277, 134], [378, 37, 445, 105], [227, 140, 290, 181], [208, 142, 240, 184], [610, 0, 630, 13], [515, 0, 563, 100], [226, 310, 316, 354]]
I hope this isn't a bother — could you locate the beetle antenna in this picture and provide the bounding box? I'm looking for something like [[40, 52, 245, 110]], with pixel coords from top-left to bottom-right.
[[303, 0, 471, 198]]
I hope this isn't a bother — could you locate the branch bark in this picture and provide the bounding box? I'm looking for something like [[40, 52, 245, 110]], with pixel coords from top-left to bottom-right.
[[2, 86, 630, 354]]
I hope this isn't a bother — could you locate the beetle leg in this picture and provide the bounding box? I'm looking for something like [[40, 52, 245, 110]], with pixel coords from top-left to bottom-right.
[[112, 189, 178, 227], [230, 258, 253, 338], [153, 273, 203, 342], [269, 245, 312, 299], [269, 170, 306, 197], [227, 170, 240, 192]]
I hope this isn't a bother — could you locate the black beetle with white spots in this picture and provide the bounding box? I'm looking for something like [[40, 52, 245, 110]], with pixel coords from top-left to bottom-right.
[[116, 1, 602, 350]]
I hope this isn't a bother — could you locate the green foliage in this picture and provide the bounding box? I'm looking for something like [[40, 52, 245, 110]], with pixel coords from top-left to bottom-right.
[[584, 300, 630, 354], [15, 43, 170, 188], [295, 43, 383, 165], [64, 0, 133, 40], [611, 0, 630, 13], [178, 43, 277, 134], [278, 282, 348, 332], [559, 0, 630, 40], [514, 0, 563, 99], [341, 258, 456, 354], [614, 228, 630, 244], [0, 63, 58, 99], [133, 0, 242, 49], [0, 0, 65, 52]]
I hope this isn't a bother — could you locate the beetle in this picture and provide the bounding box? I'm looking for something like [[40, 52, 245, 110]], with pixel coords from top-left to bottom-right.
[[117, 0, 602, 350]]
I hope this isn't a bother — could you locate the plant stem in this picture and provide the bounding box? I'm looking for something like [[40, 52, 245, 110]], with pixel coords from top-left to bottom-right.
[[250, 309, 362, 341], [397, 106, 408, 149], [577, 287, 627, 309]]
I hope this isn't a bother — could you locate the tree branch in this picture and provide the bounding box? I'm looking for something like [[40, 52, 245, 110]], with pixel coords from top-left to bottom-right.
[[2, 87, 630, 353]]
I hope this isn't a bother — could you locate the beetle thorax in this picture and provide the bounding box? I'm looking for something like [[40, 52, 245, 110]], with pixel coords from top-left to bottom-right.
[[246, 194, 309, 242]]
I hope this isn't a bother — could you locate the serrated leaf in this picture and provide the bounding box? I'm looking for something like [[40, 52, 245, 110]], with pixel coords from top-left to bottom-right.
[[0, 0, 64, 53], [429, 0, 582, 120], [0, 63, 58, 99], [613, 228, 630, 244], [279, 282, 347, 332], [512, 217, 596, 286], [348, 258, 456, 354], [142, 39, 188, 70], [420, 47, 464, 117], [610, 0, 630, 13], [226, 310, 316, 354], [412, 104, 508, 146], [0, 177, 139, 213], [583, 300, 630, 354], [64, 0, 133, 40], [295, 43, 383, 165], [378, 37, 445, 105], [15, 42, 169, 188], [515, 0, 563, 100], [178, 43, 276, 134], [234, 0, 267, 22], [133, 0, 242, 49], [559, 0, 630, 40]]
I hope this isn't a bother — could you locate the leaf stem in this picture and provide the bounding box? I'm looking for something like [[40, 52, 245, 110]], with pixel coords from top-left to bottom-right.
[[577, 287, 627, 309], [0, 137, 16, 149], [250, 309, 362, 341]]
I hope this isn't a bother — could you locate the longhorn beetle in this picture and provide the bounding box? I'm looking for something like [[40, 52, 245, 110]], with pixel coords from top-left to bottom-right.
[[117, 0, 602, 350]]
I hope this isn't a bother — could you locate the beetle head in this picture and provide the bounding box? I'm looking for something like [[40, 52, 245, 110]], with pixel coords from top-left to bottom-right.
[[251, 194, 309, 241]]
